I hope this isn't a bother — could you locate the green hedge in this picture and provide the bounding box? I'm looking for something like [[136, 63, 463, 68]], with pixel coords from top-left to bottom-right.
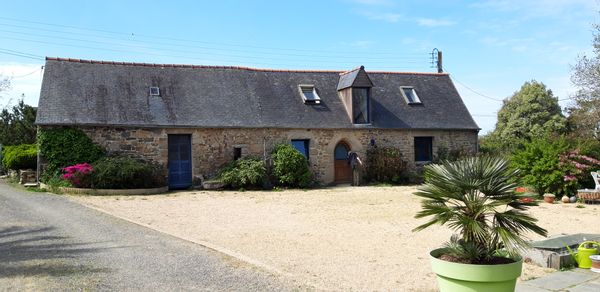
[[364, 146, 408, 184], [271, 144, 312, 188], [2, 144, 37, 170], [38, 128, 105, 175], [218, 156, 267, 188], [91, 157, 165, 189]]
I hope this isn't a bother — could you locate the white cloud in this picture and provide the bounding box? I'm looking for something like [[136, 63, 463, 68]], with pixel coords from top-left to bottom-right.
[[0, 63, 44, 107], [416, 18, 456, 27], [471, 0, 599, 18]]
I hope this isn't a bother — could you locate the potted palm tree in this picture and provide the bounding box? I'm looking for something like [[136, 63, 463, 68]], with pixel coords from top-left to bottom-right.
[[413, 156, 547, 292]]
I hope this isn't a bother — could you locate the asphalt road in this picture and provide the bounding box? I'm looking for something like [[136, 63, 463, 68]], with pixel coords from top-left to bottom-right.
[[0, 180, 295, 291]]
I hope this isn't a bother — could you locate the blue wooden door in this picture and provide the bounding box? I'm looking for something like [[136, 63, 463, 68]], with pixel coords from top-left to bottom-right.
[[168, 134, 192, 189]]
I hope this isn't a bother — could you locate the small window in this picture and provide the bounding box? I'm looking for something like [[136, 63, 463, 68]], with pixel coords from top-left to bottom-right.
[[150, 86, 160, 96], [291, 139, 310, 159], [414, 137, 433, 162], [233, 147, 242, 160], [299, 85, 321, 104], [400, 86, 421, 104]]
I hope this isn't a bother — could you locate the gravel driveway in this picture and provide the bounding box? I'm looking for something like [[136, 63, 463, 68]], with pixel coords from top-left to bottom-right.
[[0, 180, 295, 291]]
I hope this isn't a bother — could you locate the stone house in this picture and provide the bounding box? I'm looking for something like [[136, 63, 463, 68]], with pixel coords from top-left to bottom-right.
[[36, 57, 479, 189]]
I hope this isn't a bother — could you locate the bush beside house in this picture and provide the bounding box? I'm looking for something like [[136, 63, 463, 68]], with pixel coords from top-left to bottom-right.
[[218, 156, 267, 189], [1, 144, 37, 171], [271, 144, 312, 188], [364, 146, 408, 184], [38, 127, 105, 177]]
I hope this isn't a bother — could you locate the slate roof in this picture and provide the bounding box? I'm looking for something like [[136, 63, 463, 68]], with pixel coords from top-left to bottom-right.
[[36, 57, 479, 130]]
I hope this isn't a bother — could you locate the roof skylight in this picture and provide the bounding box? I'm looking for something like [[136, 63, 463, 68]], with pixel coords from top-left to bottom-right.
[[149, 86, 160, 96], [400, 86, 421, 104], [299, 85, 321, 104]]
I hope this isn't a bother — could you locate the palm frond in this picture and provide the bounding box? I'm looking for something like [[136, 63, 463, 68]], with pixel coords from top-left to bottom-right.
[[412, 156, 547, 262]]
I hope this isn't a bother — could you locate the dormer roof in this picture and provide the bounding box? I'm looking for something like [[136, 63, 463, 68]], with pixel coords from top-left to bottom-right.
[[337, 66, 374, 90]]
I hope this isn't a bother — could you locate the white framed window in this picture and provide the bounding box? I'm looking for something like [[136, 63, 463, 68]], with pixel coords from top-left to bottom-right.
[[149, 86, 160, 96], [400, 86, 421, 104], [298, 85, 321, 104]]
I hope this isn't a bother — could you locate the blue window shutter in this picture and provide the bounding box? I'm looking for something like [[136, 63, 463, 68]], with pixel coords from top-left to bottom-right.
[[291, 139, 309, 159]]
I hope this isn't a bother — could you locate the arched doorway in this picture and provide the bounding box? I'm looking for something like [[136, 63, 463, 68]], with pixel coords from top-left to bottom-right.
[[334, 141, 352, 183]]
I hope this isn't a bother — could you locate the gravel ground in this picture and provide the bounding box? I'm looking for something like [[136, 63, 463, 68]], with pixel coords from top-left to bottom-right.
[[71, 186, 600, 291], [0, 180, 297, 291]]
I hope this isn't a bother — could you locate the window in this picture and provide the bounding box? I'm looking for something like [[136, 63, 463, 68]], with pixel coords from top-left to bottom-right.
[[400, 86, 421, 104], [414, 137, 433, 162], [149, 86, 160, 96], [352, 88, 370, 124], [233, 147, 242, 160], [299, 85, 321, 104], [291, 139, 310, 159]]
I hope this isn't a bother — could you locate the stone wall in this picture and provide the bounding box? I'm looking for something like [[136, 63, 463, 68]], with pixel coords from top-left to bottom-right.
[[77, 126, 478, 184]]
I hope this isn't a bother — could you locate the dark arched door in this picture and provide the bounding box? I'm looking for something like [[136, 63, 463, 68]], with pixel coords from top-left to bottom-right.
[[334, 142, 352, 183]]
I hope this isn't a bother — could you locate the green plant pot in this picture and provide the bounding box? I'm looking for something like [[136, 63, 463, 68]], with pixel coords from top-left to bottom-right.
[[430, 249, 522, 292]]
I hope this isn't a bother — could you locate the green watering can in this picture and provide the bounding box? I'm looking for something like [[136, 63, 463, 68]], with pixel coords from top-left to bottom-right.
[[566, 241, 600, 269]]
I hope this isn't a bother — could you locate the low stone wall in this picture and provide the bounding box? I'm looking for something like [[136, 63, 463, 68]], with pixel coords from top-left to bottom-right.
[[40, 183, 168, 195], [19, 169, 37, 184]]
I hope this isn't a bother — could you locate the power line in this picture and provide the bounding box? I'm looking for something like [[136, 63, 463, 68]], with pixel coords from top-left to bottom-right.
[[0, 22, 426, 61], [7, 66, 43, 78], [0, 48, 44, 60], [0, 16, 426, 56], [0, 29, 425, 64], [442, 66, 504, 102]]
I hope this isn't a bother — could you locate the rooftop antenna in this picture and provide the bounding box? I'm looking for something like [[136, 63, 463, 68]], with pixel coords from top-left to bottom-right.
[[430, 48, 443, 73]]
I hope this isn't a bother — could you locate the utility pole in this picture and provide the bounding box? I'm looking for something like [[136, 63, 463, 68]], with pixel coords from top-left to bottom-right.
[[430, 48, 443, 73]]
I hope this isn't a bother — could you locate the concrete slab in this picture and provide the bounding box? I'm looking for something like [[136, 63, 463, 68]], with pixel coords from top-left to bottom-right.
[[525, 271, 597, 290], [567, 280, 600, 292], [515, 283, 551, 292]]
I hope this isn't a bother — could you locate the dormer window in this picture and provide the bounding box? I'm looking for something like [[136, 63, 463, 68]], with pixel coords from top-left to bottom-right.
[[299, 85, 321, 104], [352, 87, 370, 124], [400, 86, 421, 104], [149, 86, 160, 96]]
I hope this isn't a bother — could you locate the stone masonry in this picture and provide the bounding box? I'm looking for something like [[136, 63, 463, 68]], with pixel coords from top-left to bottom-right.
[[78, 126, 478, 184]]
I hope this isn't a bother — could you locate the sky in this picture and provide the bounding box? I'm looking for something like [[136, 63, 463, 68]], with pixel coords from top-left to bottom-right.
[[0, 0, 599, 134]]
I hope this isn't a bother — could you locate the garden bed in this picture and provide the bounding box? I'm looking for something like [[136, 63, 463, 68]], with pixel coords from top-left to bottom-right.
[[40, 183, 168, 195]]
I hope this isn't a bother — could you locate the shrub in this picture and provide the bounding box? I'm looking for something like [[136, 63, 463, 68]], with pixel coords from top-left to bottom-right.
[[365, 146, 408, 184], [61, 163, 94, 188], [45, 173, 72, 194], [434, 145, 473, 163], [511, 137, 570, 195], [559, 150, 600, 196], [38, 127, 105, 176], [2, 144, 37, 170], [271, 144, 312, 188], [91, 157, 165, 189], [218, 157, 267, 188]]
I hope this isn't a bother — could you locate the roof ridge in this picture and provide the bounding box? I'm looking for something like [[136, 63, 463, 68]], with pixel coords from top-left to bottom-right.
[[339, 66, 363, 76], [45, 57, 448, 76]]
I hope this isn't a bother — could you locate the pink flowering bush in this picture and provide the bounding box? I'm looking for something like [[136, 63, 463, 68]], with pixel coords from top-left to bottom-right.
[[560, 150, 600, 195], [61, 163, 94, 188]]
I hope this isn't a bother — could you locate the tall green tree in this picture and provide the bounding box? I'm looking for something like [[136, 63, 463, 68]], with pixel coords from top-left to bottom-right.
[[568, 24, 600, 140], [480, 81, 567, 154], [0, 99, 37, 145]]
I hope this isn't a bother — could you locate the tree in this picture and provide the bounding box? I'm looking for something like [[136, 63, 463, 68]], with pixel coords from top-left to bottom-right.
[[480, 81, 567, 153], [568, 24, 600, 140], [0, 99, 37, 145]]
